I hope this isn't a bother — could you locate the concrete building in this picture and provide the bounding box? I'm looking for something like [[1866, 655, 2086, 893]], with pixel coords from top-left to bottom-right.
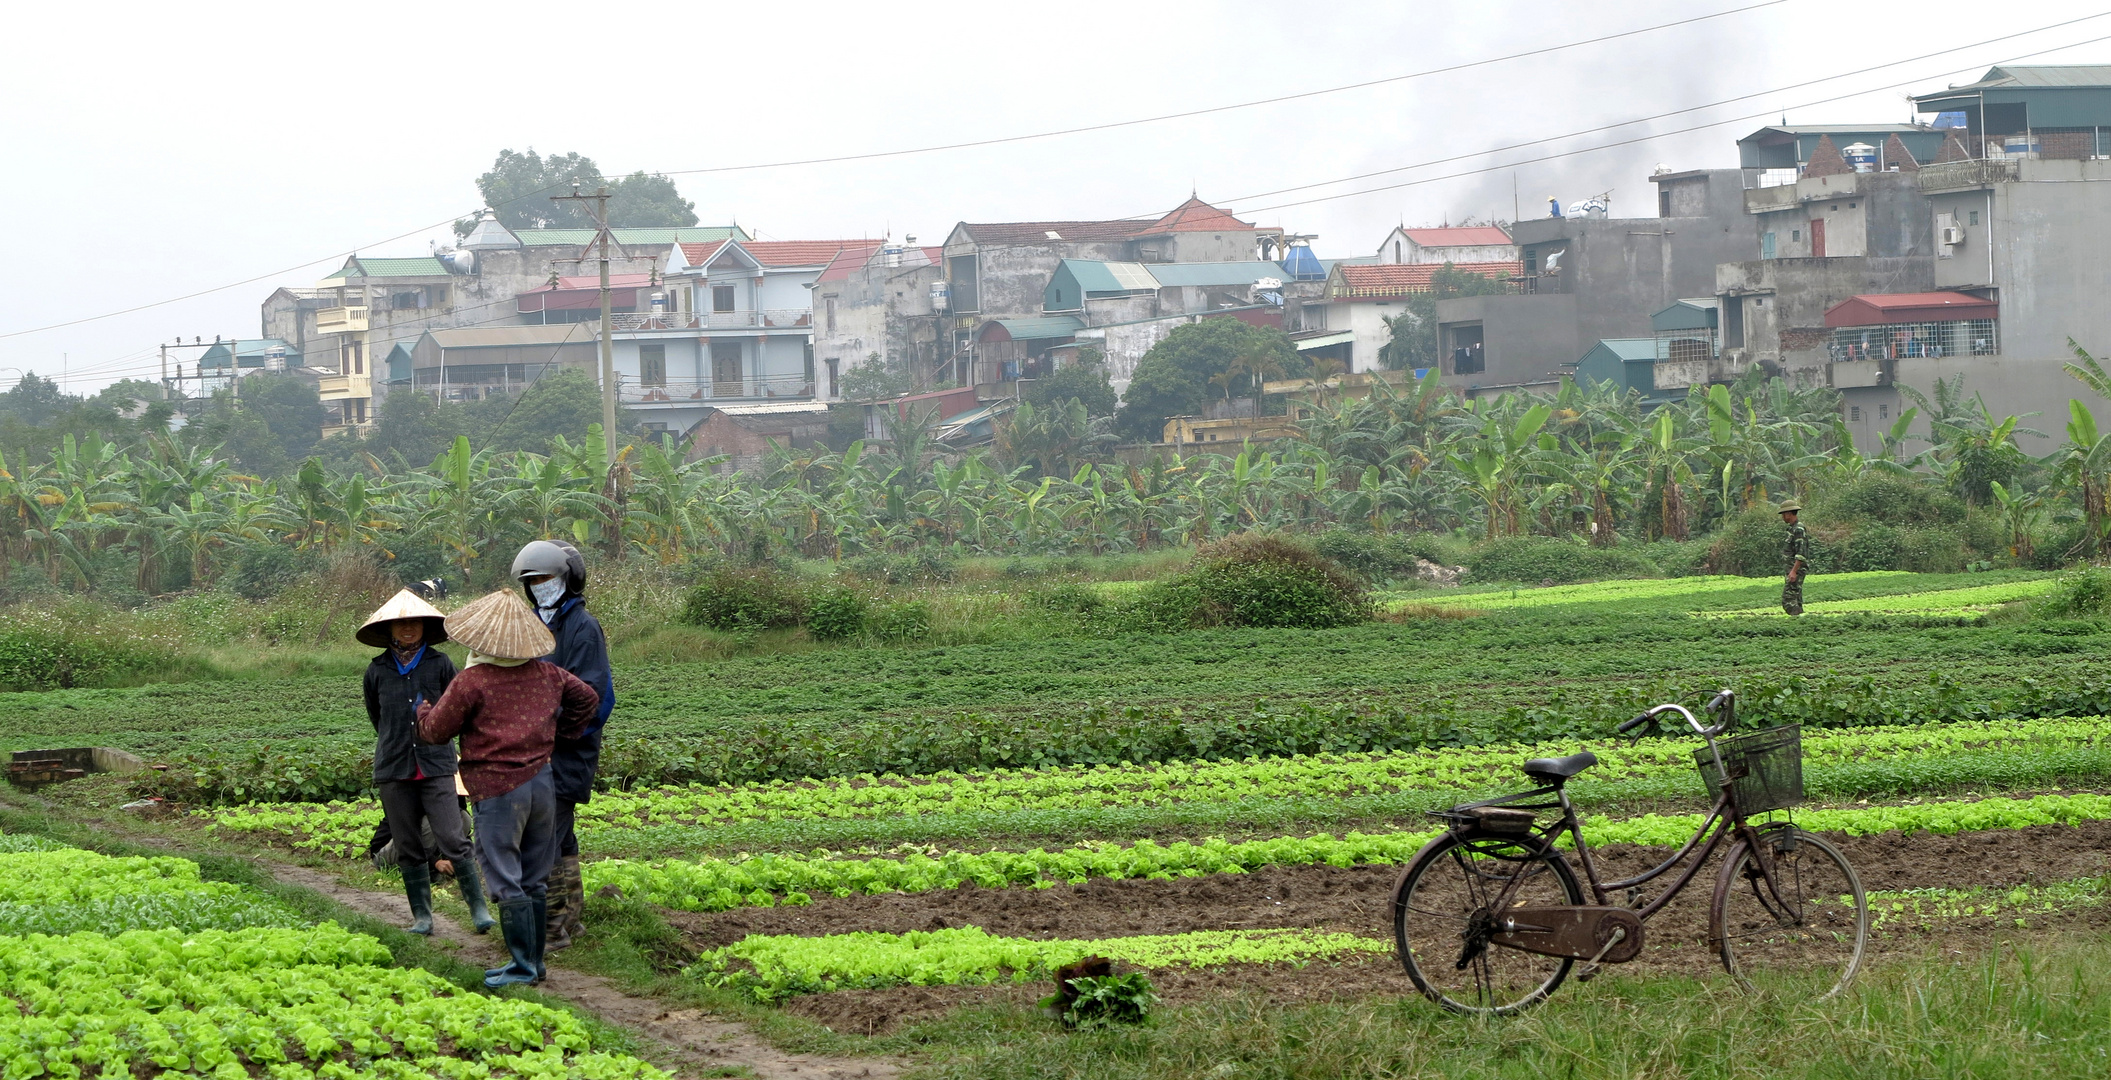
[[938, 197, 1285, 390], [1291, 261, 1521, 375], [1373, 225, 1515, 265], [1736, 124, 1948, 189], [1036, 258, 1306, 387], [408, 325, 601, 403], [684, 401, 832, 472], [811, 242, 946, 398], [1432, 168, 1759, 396]]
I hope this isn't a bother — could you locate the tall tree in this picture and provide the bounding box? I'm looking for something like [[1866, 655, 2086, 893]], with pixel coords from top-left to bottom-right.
[[1114, 319, 1302, 442], [459, 150, 697, 236]]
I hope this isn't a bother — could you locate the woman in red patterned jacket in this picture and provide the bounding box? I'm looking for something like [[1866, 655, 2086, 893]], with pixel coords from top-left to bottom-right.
[[417, 590, 598, 988]]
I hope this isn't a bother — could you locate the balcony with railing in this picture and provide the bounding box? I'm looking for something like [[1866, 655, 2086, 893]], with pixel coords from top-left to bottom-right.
[[316, 307, 369, 334], [610, 309, 813, 332], [620, 373, 817, 405]]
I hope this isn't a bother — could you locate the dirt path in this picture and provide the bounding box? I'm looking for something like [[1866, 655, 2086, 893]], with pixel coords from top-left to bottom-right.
[[265, 862, 902, 1080]]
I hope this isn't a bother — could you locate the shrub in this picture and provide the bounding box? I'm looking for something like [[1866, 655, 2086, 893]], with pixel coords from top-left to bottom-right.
[[1895, 526, 1967, 573], [1468, 536, 1659, 584], [868, 598, 932, 642], [846, 551, 957, 585], [805, 584, 871, 641], [1815, 474, 1964, 527], [1838, 524, 1901, 573], [678, 565, 805, 631], [225, 543, 321, 600], [1313, 529, 1451, 582], [2034, 566, 2111, 618], [1134, 534, 1370, 630], [0, 610, 174, 691]]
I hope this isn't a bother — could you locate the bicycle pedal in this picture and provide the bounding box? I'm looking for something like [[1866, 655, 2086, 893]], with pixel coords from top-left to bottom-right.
[[1577, 964, 1603, 983]]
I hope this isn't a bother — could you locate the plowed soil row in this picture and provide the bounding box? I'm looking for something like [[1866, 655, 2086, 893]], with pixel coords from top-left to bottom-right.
[[657, 819, 2111, 1036]]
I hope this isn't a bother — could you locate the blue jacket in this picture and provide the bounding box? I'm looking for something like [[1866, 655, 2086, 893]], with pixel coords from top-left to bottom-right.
[[544, 596, 613, 803]]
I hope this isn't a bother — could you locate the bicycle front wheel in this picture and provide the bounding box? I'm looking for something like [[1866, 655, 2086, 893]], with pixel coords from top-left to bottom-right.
[[1712, 826, 1867, 999], [1393, 829, 1584, 1015]]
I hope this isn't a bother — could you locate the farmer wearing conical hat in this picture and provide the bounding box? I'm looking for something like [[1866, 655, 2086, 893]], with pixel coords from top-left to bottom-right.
[[1780, 501, 1810, 615], [417, 591, 598, 988], [358, 590, 491, 938]]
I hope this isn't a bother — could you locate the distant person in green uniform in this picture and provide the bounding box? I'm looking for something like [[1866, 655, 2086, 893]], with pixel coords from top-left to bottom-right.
[[1780, 502, 1810, 615]]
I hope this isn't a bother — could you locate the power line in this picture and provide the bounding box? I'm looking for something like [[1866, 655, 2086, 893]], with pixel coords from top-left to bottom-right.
[[1213, 10, 2111, 210], [1239, 29, 2111, 216], [0, 3, 1784, 345], [645, 1, 1787, 178]]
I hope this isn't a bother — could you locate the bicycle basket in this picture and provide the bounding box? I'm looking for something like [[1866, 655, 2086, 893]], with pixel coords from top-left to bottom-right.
[[1694, 724, 1802, 813]]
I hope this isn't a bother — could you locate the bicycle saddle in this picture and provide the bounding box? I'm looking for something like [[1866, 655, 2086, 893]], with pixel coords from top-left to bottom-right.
[[1521, 750, 1598, 782]]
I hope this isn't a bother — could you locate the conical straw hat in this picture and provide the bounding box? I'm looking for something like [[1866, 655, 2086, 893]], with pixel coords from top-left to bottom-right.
[[444, 591, 554, 661], [356, 589, 449, 649]]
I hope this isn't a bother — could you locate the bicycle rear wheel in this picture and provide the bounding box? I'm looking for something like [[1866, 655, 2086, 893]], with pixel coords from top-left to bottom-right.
[[1392, 829, 1584, 1015], [1713, 826, 1867, 998]]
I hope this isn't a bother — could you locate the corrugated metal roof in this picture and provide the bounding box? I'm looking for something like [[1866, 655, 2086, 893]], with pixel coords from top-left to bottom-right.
[[712, 401, 831, 416], [959, 220, 1146, 244], [420, 325, 596, 348], [1147, 261, 1290, 287], [1825, 292, 1998, 327], [1946, 65, 2111, 90], [325, 256, 450, 279], [982, 315, 1085, 340], [1059, 259, 1157, 293], [1651, 298, 1719, 332], [1590, 338, 1658, 361], [1293, 331, 1354, 351]]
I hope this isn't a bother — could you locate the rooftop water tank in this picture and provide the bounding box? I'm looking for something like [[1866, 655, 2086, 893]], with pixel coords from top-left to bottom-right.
[[1843, 142, 1878, 173]]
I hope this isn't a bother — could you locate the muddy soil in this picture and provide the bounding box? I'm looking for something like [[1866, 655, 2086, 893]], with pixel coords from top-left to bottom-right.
[[684, 819, 2111, 1036]]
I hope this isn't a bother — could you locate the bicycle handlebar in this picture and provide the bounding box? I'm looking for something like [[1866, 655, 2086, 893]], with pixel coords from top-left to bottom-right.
[[1625, 689, 1735, 740]]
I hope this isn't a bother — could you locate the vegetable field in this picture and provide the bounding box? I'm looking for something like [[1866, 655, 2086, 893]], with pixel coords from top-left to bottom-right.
[[3, 566, 2111, 1076]]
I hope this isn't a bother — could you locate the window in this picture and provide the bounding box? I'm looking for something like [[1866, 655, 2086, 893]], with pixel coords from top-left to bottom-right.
[[1879, 403, 1889, 419], [1969, 210, 1980, 226], [804, 347, 816, 391], [1394, 240, 1403, 262], [1792, 229, 1801, 242], [1850, 406, 1862, 421], [825, 297, 837, 332], [1724, 297, 1745, 348], [1761, 232, 1776, 260], [1659, 189, 1672, 217], [1524, 250, 1538, 275], [391, 291, 421, 310], [1849, 202, 1857, 209], [712, 285, 736, 313], [639, 343, 666, 387], [947, 254, 980, 312]]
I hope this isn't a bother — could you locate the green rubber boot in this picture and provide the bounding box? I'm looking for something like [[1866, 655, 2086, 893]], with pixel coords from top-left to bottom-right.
[[455, 858, 496, 934], [401, 863, 434, 936]]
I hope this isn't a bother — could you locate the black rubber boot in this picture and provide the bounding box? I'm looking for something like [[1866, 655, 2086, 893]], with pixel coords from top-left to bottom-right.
[[530, 895, 549, 984], [401, 863, 434, 936], [560, 854, 586, 944], [483, 900, 539, 988], [455, 858, 496, 934]]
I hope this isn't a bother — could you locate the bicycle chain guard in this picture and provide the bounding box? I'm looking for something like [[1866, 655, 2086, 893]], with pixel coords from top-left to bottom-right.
[[1488, 906, 1646, 963]]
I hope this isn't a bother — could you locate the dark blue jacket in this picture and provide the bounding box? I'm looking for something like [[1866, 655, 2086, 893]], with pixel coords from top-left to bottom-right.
[[544, 596, 613, 803], [364, 646, 458, 782]]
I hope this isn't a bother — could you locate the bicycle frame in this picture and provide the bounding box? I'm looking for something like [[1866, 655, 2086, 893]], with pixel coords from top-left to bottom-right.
[[1442, 703, 1793, 933]]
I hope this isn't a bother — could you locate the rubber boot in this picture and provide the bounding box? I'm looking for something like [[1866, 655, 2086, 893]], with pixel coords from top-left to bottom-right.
[[455, 858, 497, 934], [483, 900, 539, 988], [530, 895, 550, 984], [401, 863, 434, 936], [546, 856, 582, 951]]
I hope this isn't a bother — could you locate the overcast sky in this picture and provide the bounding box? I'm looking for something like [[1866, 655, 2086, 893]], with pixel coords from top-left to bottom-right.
[[5, 0, 2109, 394]]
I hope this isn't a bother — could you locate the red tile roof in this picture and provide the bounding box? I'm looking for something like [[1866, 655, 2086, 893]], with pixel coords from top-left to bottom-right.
[[1824, 291, 1997, 327], [743, 240, 868, 267], [1330, 262, 1521, 298], [1134, 197, 1256, 234], [522, 273, 658, 294], [815, 241, 889, 283], [678, 240, 727, 266], [1401, 226, 1513, 248]]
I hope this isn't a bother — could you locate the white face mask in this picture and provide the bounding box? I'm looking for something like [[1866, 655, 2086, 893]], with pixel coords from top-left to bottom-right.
[[530, 578, 567, 610]]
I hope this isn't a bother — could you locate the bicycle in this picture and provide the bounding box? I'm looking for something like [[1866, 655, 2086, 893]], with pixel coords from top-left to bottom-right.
[[1390, 689, 1868, 1014]]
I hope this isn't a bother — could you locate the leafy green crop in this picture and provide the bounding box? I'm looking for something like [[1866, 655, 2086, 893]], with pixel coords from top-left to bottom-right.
[[589, 792, 2111, 912], [206, 717, 2111, 858], [0, 925, 671, 1078], [694, 926, 1388, 1001]]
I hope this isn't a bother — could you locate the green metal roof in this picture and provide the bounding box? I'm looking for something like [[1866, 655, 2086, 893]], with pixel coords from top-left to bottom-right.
[[1583, 337, 1657, 362], [198, 339, 293, 368], [986, 315, 1085, 340], [325, 256, 450, 279], [1057, 259, 1157, 294], [1651, 299, 1718, 333], [513, 225, 749, 247], [1146, 261, 1291, 287], [1293, 331, 1354, 351]]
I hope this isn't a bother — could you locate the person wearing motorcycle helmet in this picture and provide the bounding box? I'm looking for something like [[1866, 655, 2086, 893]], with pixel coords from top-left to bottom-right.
[[510, 539, 613, 951]]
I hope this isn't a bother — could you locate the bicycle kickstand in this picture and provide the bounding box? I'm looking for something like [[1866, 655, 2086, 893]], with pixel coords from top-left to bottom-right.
[[1575, 927, 1628, 984]]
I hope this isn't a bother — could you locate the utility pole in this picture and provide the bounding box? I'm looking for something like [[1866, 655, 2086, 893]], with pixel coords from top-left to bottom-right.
[[552, 185, 620, 472], [159, 344, 168, 399]]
